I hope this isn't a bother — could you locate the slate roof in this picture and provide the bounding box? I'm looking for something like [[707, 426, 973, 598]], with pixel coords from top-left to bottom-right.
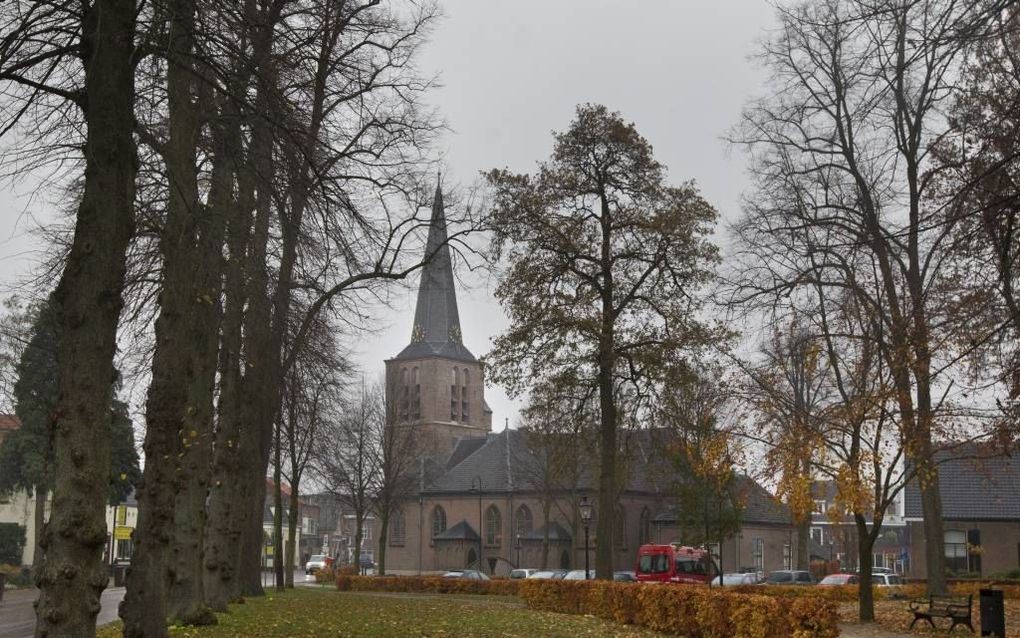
[[425, 428, 790, 526], [435, 520, 479, 541], [521, 521, 572, 542], [649, 476, 792, 527], [904, 445, 1020, 520], [395, 184, 477, 363]]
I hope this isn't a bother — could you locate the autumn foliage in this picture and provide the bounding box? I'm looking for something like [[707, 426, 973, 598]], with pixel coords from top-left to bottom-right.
[[333, 575, 840, 637]]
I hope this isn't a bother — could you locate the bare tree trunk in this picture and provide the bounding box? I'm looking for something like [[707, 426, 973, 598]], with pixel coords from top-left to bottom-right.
[[273, 425, 284, 591], [203, 165, 250, 610], [377, 511, 389, 576], [856, 517, 876, 622], [596, 194, 617, 580], [353, 514, 364, 572], [32, 486, 46, 571], [541, 498, 551, 569], [286, 483, 299, 588], [165, 88, 230, 626], [33, 3, 137, 635]]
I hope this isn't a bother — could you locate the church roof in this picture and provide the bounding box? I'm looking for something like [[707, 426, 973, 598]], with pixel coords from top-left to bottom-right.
[[434, 520, 479, 541], [424, 428, 791, 526], [521, 521, 572, 542], [395, 184, 477, 363]]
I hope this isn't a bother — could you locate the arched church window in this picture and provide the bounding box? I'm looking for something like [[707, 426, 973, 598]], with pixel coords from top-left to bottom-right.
[[639, 507, 651, 545], [400, 368, 409, 421], [431, 505, 447, 538], [389, 509, 406, 546], [412, 367, 420, 420], [614, 505, 626, 548], [461, 368, 469, 423], [485, 505, 502, 546], [450, 367, 460, 421], [515, 504, 533, 539]]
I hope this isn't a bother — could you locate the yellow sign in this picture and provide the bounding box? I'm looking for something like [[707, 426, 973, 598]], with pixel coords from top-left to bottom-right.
[[114, 526, 133, 540]]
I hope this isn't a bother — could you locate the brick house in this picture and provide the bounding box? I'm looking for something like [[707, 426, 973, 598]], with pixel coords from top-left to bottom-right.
[[904, 445, 1020, 578]]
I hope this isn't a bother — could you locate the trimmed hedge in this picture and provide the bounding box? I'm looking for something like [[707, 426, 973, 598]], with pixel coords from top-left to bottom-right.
[[730, 583, 1020, 602], [336, 574, 521, 596], [333, 575, 839, 637], [517, 580, 839, 638]]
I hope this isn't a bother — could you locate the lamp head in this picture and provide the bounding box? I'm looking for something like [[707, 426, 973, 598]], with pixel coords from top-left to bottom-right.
[[579, 496, 593, 523]]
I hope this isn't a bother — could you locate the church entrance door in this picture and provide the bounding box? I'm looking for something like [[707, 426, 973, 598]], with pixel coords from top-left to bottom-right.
[[466, 548, 477, 569]]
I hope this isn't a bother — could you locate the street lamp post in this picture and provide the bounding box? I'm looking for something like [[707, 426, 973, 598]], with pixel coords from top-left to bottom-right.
[[471, 476, 483, 572], [579, 496, 593, 579], [516, 534, 521, 567]]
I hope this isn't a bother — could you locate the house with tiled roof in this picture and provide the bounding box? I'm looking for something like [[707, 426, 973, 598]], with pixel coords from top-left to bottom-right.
[[373, 186, 797, 577], [904, 445, 1020, 578]]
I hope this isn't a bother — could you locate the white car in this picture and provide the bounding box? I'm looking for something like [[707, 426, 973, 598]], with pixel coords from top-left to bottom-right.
[[713, 572, 759, 586], [509, 568, 538, 579], [304, 554, 328, 575], [563, 569, 595, 580], [871, 573, 903, 587]]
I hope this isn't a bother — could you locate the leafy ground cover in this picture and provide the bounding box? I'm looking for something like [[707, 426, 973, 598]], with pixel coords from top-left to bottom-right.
[[838, 598, 1020, 637], [96, 588, 664, 637]]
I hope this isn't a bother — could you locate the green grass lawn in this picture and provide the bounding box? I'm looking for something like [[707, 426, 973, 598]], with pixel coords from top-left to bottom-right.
[[97, 588, 663, 637]]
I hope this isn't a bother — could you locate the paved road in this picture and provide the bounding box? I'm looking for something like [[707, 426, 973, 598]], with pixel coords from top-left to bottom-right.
[[0, 586, 125, 638], [0, 571, 317, 638]]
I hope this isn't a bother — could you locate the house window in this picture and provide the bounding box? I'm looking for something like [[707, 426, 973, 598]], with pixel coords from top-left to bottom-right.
[[116, 539, 133, 561], [753, 538, 764, 571], [945, 530, 968, 573], [431, 506, 447, 538], [783, 544, 791, 570], [639, 507, 651, 545], [116, 505, 128, 526], [515, 505, 533, 538], [485, 505, 502, 546], [810, 527, 823, 545], [389, 510, 406, 546], [813, 500, 827, 515]]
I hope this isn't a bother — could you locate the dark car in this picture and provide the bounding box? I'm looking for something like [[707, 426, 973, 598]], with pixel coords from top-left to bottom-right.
[[613, 571, 637, 582], [765, 570, 815, 585]]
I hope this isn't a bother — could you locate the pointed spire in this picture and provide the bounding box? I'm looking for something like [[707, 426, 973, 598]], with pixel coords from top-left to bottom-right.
[[396, 183, 476, 362]]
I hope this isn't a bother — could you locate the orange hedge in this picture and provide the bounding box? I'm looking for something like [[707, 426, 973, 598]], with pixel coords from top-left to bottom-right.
[[335, 574, 521, 596], [516, 580, 839, 638], [730, 583, 1020, 602]]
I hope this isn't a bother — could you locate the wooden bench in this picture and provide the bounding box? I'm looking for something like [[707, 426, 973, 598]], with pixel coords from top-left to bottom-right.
[[909, 594, 974, 633]]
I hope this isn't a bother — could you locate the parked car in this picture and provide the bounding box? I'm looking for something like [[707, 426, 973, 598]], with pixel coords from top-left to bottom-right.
[[765, 570, 815, 585], [563, 569, 596, 580], [714, 572, 760, 586], [871, 573, 903, 587], [509, 569, 538, 580], [614, 571, 637, 582], [441, 569, 490, 581], [818, 573, 859, 586], [527, 569, 568, 579], [304, 554, 328, 575]]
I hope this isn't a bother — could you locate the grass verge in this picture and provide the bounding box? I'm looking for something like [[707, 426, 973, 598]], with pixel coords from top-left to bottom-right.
[[97, 587, 664, 637]]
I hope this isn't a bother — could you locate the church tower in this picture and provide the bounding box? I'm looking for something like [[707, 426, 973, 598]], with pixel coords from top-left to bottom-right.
[[385, 184, 492, 457]]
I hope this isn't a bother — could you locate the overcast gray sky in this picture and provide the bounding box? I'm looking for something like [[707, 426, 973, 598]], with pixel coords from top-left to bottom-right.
[[0, 0, 776, 428]]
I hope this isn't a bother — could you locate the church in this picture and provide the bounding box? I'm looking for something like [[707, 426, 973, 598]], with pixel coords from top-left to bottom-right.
[[378, 186, 799, 576]]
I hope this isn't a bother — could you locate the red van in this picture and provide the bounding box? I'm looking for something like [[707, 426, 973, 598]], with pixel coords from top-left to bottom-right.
[[634, 543, 715, 584]]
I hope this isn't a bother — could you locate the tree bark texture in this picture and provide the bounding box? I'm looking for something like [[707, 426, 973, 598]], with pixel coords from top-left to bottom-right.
[[33, 1, 137, 635], [122, 0, 203, 633], [165, 100, 230, 626], [273, 428, 284, 591], [595, 193, 616, 580], [32, 486, 46, 571], [286, 482, 299, 587]]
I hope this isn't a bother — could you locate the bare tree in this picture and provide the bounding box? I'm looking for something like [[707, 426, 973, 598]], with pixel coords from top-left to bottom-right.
[[374, 376, 420, 576], [314, 382, 383, 571], [729, 0, 1007, 594], [1, 1, 139, 634]]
